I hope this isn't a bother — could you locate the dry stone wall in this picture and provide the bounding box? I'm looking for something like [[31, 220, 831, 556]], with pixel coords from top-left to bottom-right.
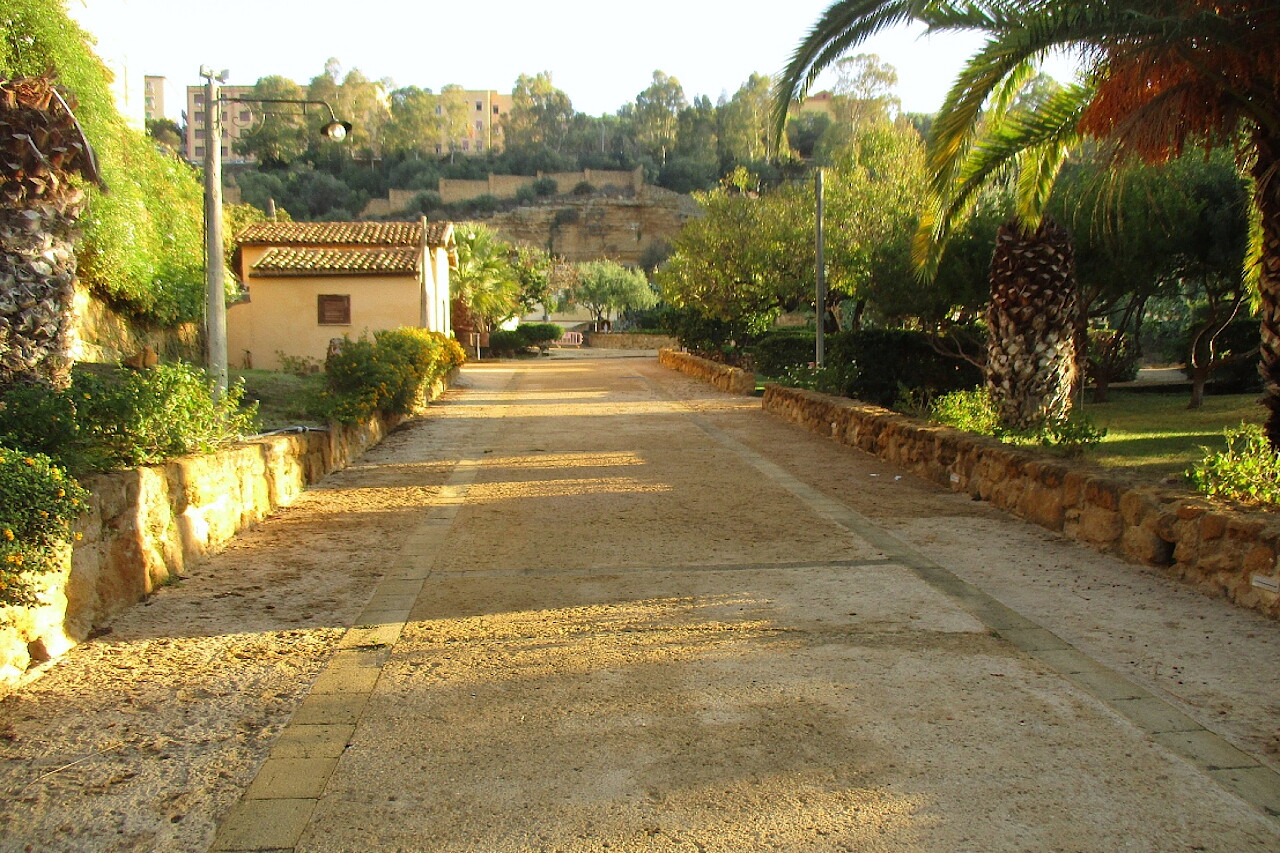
[[761, 384, 1280, 619], [658, 349, 755, 395], [0, 371, 455, 688], [586, 333, 678, 350]]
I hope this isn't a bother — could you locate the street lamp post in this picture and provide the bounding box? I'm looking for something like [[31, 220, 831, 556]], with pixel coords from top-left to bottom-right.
[[199, 67, 352, 395], [201, 66, 228, 394]]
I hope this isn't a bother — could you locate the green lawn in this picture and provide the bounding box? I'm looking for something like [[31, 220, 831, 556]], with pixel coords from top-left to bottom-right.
[[1078, 390, 1263, 484], [233, 369, 325, 432]]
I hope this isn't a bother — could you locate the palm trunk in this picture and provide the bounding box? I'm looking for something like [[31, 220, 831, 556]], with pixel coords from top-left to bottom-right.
[[1253, 129, 1280, 448], [0, 77, 99, 391], [985, 217, 1079, 430]]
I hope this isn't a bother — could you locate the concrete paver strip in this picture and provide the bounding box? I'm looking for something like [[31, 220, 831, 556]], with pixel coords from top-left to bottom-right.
[[214, 356, 1277, 852]]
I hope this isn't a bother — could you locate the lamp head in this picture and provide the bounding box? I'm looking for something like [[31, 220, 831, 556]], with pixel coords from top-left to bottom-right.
[[321, 120, 352, 141]]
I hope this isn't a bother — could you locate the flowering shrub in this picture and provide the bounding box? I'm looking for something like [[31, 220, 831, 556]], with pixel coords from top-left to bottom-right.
[[314, 328, 466, 424], [0, 448, 88, 607]]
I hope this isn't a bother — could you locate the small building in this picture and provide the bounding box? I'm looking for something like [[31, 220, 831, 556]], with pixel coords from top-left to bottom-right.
[[228, 220, 456, 371]]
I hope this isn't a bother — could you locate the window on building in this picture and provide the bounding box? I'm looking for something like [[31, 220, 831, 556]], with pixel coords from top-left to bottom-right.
[[194, 94, 205, 106], [434, 144, 443, 154], [462, 140, 470, 151], [475, 120, 483, 131], [476, 100, 483, 111], [435, 105, 442, 115], [239, 110, 251, 122], [317, 295, 351, 325], [476, 142, 484, 151], [221, 146, 229, 157], [493, 105, 500, 114], [195, 146, 205, 157], [194, 129, 205, 139]]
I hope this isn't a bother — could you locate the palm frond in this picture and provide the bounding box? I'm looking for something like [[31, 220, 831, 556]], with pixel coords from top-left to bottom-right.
[[772, 0, 963, 143]]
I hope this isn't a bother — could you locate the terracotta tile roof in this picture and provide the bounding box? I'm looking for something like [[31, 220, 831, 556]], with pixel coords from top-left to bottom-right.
[[251, 247, 420, 276], [236, 220, 455, 248]]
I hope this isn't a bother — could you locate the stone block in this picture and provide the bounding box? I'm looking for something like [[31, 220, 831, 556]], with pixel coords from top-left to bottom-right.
[[1076, 505, 1122, 545], [1199, 513, 1228, 540]]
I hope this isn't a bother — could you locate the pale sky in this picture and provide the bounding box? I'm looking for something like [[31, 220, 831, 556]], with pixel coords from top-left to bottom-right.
[[68, 0, 1076, 124]]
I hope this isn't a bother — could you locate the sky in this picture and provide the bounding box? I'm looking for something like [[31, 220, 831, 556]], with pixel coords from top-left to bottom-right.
[[68, 0, 1077, 123]]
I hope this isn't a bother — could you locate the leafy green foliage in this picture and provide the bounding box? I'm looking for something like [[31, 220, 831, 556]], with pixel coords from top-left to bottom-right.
[[0, 448, 88, 607], [750, 331, 816, 378], [1, 0, 205, 324], [314, 328, 465, 424], [0, 363, 258, 472], [1188, 424, 1280, 506], [927, 388, 1001, 436], [928, 386, 1105, 456], [571, 261, 657, 327], [487, 330, 528, 356], [516, 323, 563, 348], [826, 328, 983, 408]]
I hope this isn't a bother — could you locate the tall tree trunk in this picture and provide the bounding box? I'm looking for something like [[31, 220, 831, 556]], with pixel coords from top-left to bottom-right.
[[1253, 129, 1280, 448], [985, 217, 1079, 430], [0, 77, 100, 391]]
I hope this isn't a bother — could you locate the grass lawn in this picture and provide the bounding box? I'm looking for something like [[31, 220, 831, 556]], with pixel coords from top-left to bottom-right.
[[1078, 389, 1263, 484], [233, 369, 325, 432]]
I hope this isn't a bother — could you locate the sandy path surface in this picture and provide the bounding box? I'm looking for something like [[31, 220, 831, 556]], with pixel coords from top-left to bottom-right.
[[0, 354, 1276, 852]]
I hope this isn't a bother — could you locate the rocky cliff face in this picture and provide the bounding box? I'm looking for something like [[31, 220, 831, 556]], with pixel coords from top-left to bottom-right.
[[485, 187, 701, 265]]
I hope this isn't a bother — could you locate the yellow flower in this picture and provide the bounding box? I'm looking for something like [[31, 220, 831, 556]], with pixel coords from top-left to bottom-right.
[[22, 458, 34, 466], [74, 532, 83, 541], [2, 529, 12, 541]]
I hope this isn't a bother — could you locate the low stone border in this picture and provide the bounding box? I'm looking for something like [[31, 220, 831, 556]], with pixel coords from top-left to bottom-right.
[[586, 332, 679, 350], [658, 348, 756, 395], [761, 384, 1280, 619], [0, 371, 456, 687]]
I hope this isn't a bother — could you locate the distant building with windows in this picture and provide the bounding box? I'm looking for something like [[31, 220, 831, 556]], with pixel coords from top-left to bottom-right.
[[143, 76, 167, 123], [438, 90, 512, 156], [184, 84, 257, 164]]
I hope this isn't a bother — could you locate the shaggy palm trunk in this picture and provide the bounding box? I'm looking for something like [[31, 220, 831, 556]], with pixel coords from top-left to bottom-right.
[[1254, 130, 1280, 449], [985, 217, 1079, 430], [0, 77, 97, 391]]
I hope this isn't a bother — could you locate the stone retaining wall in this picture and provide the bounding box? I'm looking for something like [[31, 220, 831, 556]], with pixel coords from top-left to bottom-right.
[[0, 372, 456, 688], [658, 349, 755, 395], [761, 384, 1280, 619], [586, 333, 678, 350]]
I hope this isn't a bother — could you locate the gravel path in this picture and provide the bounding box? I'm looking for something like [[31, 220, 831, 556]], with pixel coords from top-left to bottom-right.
[[0, 354, 1275, 853]]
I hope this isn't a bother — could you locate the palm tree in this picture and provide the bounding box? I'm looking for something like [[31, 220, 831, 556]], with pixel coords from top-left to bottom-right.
[[776, 1, 1280, 443], [451, 224, 521, 338], [0, 76, 102, 391], [775, 1, 1088, 429]]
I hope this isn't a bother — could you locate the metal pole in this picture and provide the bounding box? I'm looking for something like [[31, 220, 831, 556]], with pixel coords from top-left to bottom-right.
[[815, 168, 826, 369], [202, 68, 228, 395]]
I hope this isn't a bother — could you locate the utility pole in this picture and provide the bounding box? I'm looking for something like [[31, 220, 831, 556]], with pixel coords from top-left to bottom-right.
[[201, 66, 228, 395], [815, 168, 826, 368]]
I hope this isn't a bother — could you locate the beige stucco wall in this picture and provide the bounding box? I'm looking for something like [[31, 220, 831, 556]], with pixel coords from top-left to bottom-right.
[[230, 248, 408, 371], [230, 244, 452, 371]]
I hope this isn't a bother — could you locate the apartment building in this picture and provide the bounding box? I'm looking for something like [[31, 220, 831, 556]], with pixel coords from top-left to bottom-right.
[[438, 90, 512, 156], [143, 76, 166, 122], [184, 85, 256, 163]]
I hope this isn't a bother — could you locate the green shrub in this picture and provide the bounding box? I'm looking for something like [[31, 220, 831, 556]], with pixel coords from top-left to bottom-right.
[[314, 329, 466, 424], [1187, 423, 1280, 505], [72, 364, 258, 468], [488, 329, 528, 356], [514, 185, 537, 204], [516, 323, 563, 349], [532, 177, 559, 197], [0, 447, 89, 607], [0, 364, 257, 472], [929, 388, 1000, 435], [927, 386, 1105, 456], [827, 328, 983, 407], [751, 331, 816, 378]]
